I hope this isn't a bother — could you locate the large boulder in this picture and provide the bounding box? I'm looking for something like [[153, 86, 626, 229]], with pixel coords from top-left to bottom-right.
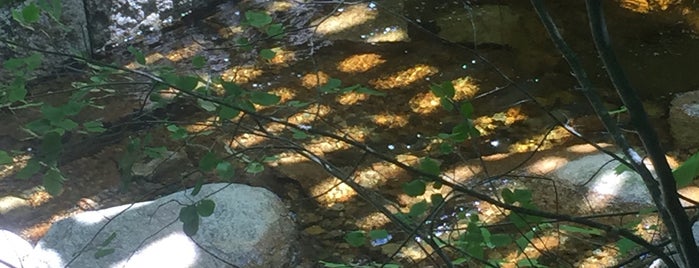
[[669, 90, 699, 150], [0, 0, 88, 79], [0, 230, 33, 268], [31, 183, 298, 268]]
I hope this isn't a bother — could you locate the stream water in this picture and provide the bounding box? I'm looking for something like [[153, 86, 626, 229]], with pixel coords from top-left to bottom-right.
[[2, 0, 699, 267]]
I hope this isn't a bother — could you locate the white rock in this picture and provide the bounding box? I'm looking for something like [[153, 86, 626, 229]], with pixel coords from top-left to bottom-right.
[[32, 183, 298, 268], [0, 230, 34, 268], [670, 90, 699, 149]]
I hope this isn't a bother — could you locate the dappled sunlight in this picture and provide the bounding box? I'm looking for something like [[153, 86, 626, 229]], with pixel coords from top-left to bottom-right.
[[617, 0, 675, 13], [300, 71, 330, 89], [269, 86, 297, 103], [336, 91, 369, 105], [337, 53, 386, 73], [443, 163, 484, 184], [355, 211, 392, 230], [221, 66, 264, 84], [502, 233, 562, 267], [311, 177, 357, 205], [313, 4, 377, 36], [527, 156, 568, 174], [0, 153, 31, 179], [372, 112, 409, 128], [566, 143, 609, 154], [287, 104, 332, 126], [451, 76, 480, 100], [113, 233, 198, 267], [185, 120, 217, 133], [266, 48, 296, 67], [370, 64, 438, 90], [165, 43, 203, 62], [333, 125, 371, 143], [409, 91, 441, 114]]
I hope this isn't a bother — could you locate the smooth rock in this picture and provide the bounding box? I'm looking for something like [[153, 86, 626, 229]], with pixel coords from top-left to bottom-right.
[[0, 230, 34, 268], [32, 183, 298, 268], [669, 90, 699, 149], [554, 153, 652, 207]]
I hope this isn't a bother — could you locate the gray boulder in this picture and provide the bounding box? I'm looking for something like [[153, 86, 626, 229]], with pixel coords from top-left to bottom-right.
[[0, 230, 33, 268], [669, 90, 699, 150], [31, 183, 298, 268]]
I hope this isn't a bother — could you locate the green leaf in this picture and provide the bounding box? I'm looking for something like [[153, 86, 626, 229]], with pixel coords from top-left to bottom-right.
[[21, 3, 40, 23], [245, 162, 264, 174], [94, 248, 115, 259], [236, 99, 256, 112], [43, 168, 64, 196], [319, 78, 342, 93], [438, 142, 454, 154], [559, 224, 602, 236], [419, 157, 440, 176], [8, 77, 27, 102], [83, 120, 106, 133], [166, 124, 188, 140], [440, 98, 454, 111], [614, 163, 633, 175], [52, 118, 78, 131], [459, 101, 474, 118], [41, 105, 64, 122], [179, 205, 200, 236], [127, 46, 146, 65], [502, 188, 533, 205], [430, 82, 455, 99], [222, 81, 243, 97], [408, 200, 428, 218], [235, 37, 252, 51], [196, 199, 215, 217], [218, 106, 240, 120], [24, 52, 42, 71], [673, 152, 699, 188], [291, 129, 309, 139], [266, 23, 285, 38], [250, 91, 280, 106], [489, 234, 512, 248], [16, 159, 41, 179], [100, 232, 117, 246], [0, 150, 12, 165], [215, 161, 235, 180], [245, 10, 273, 28], [402, 179, 426, 197], [344, 231, 366, 247], [37, 0, 62, 22], [41, 131, 63, 160], [615, 238, 637, 256], [191, 178, 204, 196], [198, 152, 218, 172], [174, 75, 200, 91], [368, 229, 389, 240], [286, 100, 311, 108], [197, 98, 217, 112], [191, 55, 206, 69], [259, 49, 276, 60], [430, 193, 443, 205], [143, 146, 167, 159], [354, 86, 387, 96]]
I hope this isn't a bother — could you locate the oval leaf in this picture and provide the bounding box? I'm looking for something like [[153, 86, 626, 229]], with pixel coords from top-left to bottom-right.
[[344, 231, 366, 247], [250, 92, 280, 106], [196, 199, 215, 217], [402, 179, 426, 197]]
